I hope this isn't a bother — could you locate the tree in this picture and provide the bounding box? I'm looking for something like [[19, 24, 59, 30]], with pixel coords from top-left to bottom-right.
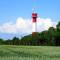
[[54, 31, 60, 46], [21, 35, 32, 45], [0, 38, 4, 45], [56, 21, 60, 31], [12, 37, 20, 45], [55, 21, 60, 46]]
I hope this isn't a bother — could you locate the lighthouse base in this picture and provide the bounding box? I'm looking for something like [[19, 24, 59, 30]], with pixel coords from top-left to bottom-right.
[[32, 32, 37, 36]]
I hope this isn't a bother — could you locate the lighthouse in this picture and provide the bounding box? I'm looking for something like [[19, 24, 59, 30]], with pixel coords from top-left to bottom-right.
[[32, 13, 37, 36]]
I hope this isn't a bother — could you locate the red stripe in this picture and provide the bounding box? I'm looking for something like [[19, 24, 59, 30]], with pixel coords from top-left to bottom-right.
[[32, 13, 37, 18], [32, 17, 36, 22]]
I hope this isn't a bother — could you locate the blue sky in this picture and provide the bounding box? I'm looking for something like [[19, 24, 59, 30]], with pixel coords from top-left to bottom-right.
[[0, 0, 60, 39]]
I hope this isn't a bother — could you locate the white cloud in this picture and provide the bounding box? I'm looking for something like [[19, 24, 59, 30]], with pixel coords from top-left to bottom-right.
[[37, 18, 54, 32], [0, 22, 17, 34], [16, 17, 32, 35], [0, 17, 57, 35]]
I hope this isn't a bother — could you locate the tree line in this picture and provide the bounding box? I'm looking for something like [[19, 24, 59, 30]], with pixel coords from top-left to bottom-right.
[[0, 22, 60, 46]]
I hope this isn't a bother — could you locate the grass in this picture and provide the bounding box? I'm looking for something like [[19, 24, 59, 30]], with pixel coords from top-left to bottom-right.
[[0, 45, 60, 60]]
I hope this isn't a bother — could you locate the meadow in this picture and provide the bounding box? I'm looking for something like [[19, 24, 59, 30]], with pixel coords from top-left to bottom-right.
[[0, 45, 60, 60]]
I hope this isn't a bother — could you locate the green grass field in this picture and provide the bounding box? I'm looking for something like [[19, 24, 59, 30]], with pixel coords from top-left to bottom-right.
[[0, 45, 60, 60]]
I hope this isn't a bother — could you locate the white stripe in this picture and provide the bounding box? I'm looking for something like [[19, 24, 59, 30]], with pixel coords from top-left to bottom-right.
[[32, 23, 37, 32]]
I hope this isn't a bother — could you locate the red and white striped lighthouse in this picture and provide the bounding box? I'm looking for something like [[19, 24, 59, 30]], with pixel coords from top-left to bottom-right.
[[32, 13, 37, 36]]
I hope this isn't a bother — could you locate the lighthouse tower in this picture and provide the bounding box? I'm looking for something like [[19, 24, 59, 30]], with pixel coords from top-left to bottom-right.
[[32, 13, 37, 36]]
